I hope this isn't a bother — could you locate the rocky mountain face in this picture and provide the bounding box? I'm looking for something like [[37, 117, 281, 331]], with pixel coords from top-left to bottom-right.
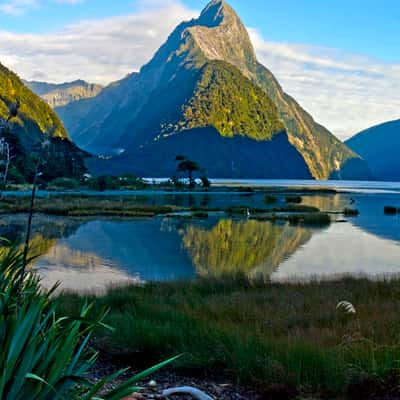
[[0, 63, 87, 182], [25, 80, 103, 108], [57, 0, 371, 180], [346, 119, 400, 181]]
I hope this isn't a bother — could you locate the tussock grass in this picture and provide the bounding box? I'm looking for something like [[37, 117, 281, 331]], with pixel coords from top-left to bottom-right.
[[59, 277, 400, 397]]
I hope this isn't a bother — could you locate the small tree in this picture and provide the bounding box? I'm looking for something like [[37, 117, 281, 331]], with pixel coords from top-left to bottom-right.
[[200, 175, 211, 188], [175, 155, 200, 188], [0, 135, 10, 187]]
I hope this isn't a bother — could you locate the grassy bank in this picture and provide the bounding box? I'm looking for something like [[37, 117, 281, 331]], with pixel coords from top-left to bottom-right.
[[59, 277, 400, 398], [0, 196, 179, 217]]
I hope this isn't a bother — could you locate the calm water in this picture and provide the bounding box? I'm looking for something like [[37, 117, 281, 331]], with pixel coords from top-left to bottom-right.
[[3, 180, 400, 292]]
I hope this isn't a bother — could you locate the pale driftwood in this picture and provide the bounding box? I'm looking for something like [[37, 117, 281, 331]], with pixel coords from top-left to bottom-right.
[[162, 386, 214, 399]]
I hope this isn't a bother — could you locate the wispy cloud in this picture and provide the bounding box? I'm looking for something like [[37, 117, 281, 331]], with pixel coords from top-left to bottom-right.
[[249, 29, 400, 139], [0, 0, 38, 15], [0, 0, 398, 139], [0, 0, 84, 14]]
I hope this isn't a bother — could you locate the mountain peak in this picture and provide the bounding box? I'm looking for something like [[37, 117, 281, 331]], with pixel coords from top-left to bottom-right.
[[181, 0, 257, 77], [198, 0, 236, 27]]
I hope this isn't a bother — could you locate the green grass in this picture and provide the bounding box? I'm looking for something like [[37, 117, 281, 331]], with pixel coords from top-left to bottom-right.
[[0, 196, 178, 217], [59, 277, 400, 398], [0, 195, 323, 220]]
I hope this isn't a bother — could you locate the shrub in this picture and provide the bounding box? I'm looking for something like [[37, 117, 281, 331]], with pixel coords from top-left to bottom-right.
[[200, 176, 211, 188], [119, 174, 147, 190], [87, 175, 119, 191], [47, 177, 80, 190], [0, 246, 177, 399], [286, 195, 302, 204]]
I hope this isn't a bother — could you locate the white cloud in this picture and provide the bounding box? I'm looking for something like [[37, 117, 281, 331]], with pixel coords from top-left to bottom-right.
[[0, 0, 398, 139], [0, 2, 198, 83], [249, 29, 400, 139], [0, 0, 84, 14], [0, 0, 38, 15]]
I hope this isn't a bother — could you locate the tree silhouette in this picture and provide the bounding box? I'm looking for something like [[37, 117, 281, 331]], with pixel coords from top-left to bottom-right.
[[175, 156, 200, 188]]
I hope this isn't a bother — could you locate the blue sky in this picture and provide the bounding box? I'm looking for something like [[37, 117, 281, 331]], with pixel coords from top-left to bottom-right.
[[2, 0, 399, 62], [0, 0, 399, 139]]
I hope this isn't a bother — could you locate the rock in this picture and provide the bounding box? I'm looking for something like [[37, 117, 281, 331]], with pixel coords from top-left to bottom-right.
[[122, 393, 145, 400], [259, 384, 299, 400]]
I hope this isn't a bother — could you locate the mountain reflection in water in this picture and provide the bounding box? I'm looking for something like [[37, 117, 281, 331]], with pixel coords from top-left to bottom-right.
[[0, 189, 398, 292], [182, 219, 311, 279]]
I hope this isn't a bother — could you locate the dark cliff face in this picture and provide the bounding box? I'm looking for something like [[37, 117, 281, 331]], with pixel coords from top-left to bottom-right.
[[89, 128, 312, 179], [55, 0, 370, 180]]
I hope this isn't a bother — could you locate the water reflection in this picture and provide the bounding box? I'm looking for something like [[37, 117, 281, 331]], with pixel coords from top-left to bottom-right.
[[0, 189, 399, 292], [37, 244, 138, 292], [349, 194, 400, 242], [273, 223, 400, 281], [182, 219, 311, 279], [301, 194, 348, 212]]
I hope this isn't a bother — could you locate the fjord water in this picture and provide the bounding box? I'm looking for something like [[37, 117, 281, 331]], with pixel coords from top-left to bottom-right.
[[5, 180, 400, 292]]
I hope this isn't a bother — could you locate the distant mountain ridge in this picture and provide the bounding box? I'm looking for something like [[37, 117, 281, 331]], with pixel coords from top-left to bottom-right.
[[56, 0, 371, 180], [346, 119, 400, 181], [25, 80, 103, 108]]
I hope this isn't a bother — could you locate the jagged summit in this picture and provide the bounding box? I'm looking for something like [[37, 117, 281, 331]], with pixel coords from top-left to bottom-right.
[[187, 0, 257, 75], [197, 0, 238, 27], [56, 0, 371, 180]]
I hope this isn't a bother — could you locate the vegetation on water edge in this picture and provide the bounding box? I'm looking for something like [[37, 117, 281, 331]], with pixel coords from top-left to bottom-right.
[[0, 195, 326, 218], [0, 196, 180, 217], [286, 195, 303, 204], [59, 277, 400, 398], [264, 195, 278, 204], [343, 208, 360, 216], [384, 206, 399, 215]]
